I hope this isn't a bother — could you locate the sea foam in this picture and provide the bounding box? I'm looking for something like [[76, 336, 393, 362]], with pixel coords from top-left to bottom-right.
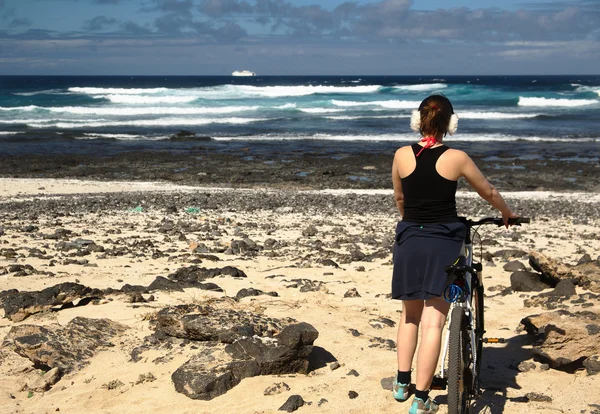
[[518, 97, 597, 107]]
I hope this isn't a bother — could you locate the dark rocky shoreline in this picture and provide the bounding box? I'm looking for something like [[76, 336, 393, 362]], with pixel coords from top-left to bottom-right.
[[2, 145, 599, 192]]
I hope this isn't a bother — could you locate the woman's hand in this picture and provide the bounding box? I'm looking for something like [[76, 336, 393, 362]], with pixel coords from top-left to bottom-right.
[[502, 209, 520, 228]]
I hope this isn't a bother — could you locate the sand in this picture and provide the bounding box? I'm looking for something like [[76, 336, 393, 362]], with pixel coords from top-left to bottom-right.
[[1, 178, 599, 414]]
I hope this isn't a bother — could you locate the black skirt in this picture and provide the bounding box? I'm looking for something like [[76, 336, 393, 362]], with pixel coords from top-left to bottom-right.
[[392, 220, 467, 301]]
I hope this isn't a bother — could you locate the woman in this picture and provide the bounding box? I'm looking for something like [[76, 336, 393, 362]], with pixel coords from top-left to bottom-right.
[[390, 94, 518, 413]]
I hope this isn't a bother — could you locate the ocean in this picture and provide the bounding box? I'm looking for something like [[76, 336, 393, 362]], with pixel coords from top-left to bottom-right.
[[1, 75, 599, 161]]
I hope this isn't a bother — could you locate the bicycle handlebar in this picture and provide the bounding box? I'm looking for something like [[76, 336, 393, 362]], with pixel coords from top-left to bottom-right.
[[461, 217, 530, 227]]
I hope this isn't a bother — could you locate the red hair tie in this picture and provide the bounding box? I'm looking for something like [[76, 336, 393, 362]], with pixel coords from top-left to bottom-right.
[[416, 136, 439, 158], [430, 105, 439, 110]]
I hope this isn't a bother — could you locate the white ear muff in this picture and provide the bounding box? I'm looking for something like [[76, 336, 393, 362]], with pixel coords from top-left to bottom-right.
[[410, 110, 421, 132], [448, 113, 459, 135]]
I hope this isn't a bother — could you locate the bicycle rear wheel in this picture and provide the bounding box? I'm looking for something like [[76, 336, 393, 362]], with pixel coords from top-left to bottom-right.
[[447, 306, 471, 414], [472, 281, 484, 388]]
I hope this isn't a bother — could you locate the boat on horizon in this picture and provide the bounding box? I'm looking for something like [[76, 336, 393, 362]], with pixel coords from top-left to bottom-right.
[[232, 70, 256, 77]]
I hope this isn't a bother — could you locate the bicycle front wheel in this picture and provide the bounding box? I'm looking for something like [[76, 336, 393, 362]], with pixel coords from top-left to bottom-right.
[[447, 306, 471, 414]]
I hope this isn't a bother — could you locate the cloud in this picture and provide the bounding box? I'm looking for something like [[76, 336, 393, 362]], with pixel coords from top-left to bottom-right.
[[143, 0, 194, 14], [83, 16, 118, 31], [8, 18, 31, 28]]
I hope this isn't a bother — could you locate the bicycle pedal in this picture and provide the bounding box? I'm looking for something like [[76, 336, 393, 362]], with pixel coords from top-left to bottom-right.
[[430, 376, 447, 390], [483, 337, 505, 343]]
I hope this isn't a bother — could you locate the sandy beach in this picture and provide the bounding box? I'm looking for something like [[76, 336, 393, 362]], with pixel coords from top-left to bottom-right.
[[1, 178, 599, 414]]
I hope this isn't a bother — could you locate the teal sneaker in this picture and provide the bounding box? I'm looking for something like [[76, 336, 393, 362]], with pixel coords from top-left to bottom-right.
[[408, 397, 439, 414], [392, 378, 410, 401]]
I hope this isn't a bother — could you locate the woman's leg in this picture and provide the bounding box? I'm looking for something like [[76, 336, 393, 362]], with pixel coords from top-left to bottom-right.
[[415, 297, 451, 391], [397, 299, 424, 373]]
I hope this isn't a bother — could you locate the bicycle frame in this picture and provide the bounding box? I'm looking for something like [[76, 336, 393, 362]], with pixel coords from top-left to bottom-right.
[[439, 238, 478, 383]]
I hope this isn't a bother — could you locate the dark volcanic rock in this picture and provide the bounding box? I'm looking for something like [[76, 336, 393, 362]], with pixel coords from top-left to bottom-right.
[[510, 271, 550, 292], [160, 304, 318, 400], [151, 304, 296, 343], [3, 317, 127, 373], [278, 395, 305, 412], [235, 288, 278, 300], [504, 260, 526, 272], [520, 310, 600, 371], [0, 282, 103, 322], [493, 249, 528, 260], [524, 280, 577, 309]]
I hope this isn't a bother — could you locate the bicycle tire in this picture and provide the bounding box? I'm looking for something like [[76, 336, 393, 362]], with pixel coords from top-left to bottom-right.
[[473, 280, 484, 387], [447, 306, 470, 414]]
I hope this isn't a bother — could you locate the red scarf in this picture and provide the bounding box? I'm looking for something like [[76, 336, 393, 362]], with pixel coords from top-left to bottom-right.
[[415, 136, 439, 158]]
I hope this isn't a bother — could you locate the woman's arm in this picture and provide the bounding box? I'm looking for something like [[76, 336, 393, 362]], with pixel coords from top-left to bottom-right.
[[392, 150, 404, 216], [459, 152, 518, 226]]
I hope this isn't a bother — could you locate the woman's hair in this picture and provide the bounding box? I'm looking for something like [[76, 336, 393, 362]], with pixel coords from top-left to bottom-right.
[[418, 95, 454, 137]]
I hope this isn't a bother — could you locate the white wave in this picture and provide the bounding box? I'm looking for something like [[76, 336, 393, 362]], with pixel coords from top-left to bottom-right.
[[234, 84, 381, 97], [80, 133, 150, 140], [573, 84, 600, 97], [69, 87, 170, 95], [459, 112, 540, 119], [393, 83, 448, 91], [213, 133, 597, 143], [0, 105, 259, 116], [0, 131, 18, 135], [0, 105, 38, 112], [274, 103, 297, 109], [518, 97, 597, 107], [331, 99, 419, 108], [97, 95, 200, 104], [299, 108, 344, 113], [12, 89, 66, 96], [325, 115, 409, 120], [24, 117, 263, 129]]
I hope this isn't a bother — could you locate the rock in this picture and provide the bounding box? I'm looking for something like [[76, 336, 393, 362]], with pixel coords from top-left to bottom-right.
[[503, 260, 526, 272], [329, 361, 341, 371], [0, 224, 4, 236], [4, 317, 127, 373], [264, 382, 290, 396], [493, 249, 527, 260], [151, 304, 319, 400], [510, 271, 549, 292], [102, 379, 125, 390], [27, 367, 62, 392], [577, 254, 593, 266], [147, 276, 185, 292], [518, 361, 536, 372], [127, 292, 147, 303], [525, 392, 552, 402], [0, 282, 104, 322], [520, 310, 600, 371], [135, 373, 157, 384], [583, 355, 600, 375], [347, 369, 359, 376], [380, 377, 394, 390], [236, 288, 278, 300], [302, 226, 317, 237], [369, 317, 395, 329], [279, 395, 305, 412], [529, 251, 576, 286], [320, 259, 340, 268], [344, 288, 361, 298], [318, 398, 328, 406], [348, 390, 358, 399], [524, 280, 577, 309]]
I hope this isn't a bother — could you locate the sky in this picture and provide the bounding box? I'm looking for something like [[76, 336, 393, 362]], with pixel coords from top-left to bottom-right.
[[0, 0, 599, 75]]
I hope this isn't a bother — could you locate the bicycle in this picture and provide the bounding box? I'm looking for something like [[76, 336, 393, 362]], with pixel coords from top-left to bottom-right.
[[434, 216, 530, 414]]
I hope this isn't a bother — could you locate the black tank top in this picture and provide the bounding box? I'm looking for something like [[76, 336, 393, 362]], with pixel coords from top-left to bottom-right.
[[401, 143, 459, 223]]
